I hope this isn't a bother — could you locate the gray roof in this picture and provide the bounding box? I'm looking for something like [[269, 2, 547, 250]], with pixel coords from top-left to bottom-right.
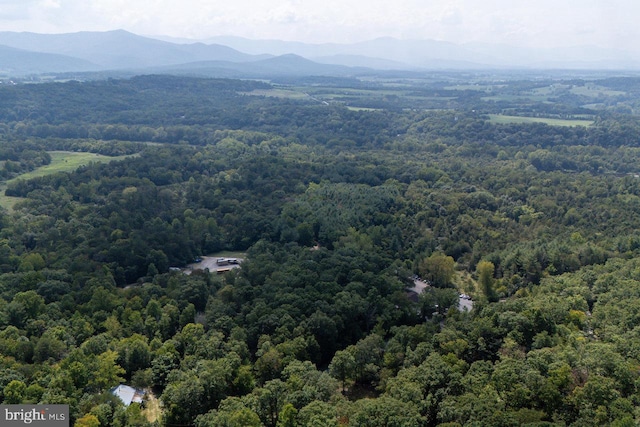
[[111, 385, 144, 406]]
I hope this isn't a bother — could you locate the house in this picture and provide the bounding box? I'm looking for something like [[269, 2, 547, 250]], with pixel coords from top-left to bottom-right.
[[111, 385, 145, 406]]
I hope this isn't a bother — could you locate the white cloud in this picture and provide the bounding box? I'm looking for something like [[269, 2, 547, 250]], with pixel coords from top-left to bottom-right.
[[0, 0, 637, 51]]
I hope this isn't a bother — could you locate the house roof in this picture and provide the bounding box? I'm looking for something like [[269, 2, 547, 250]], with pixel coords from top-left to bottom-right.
[[111, 384, 144, 406]]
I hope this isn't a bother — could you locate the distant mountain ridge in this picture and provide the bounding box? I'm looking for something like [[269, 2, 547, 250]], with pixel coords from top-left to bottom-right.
[[152, 54, 364, 80], [0, 30, 379, 78], [205, 35, 640, 70], [0, 44, 98, 75], [0, 30, 269, 70], [1, 29, 639, 78]]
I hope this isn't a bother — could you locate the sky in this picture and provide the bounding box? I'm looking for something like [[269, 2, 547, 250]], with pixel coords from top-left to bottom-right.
[[0, 0, 637, 51]]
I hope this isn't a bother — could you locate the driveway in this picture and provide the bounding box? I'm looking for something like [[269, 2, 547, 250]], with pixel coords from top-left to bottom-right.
[[184, 256, 243, 274]]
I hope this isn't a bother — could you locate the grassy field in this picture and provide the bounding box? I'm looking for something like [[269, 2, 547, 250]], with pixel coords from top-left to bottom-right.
[[346, 106, 383, 111], [482, 94, 552, 103], [445, 84, 505, 91], [6, 151, 132, 183], [570, 85, 627, 97], [488, 114, 594, 127], [206, 250, 247, 259], [240, 88, 309, 99], [0, 151, 133, 211], [0, 195, 23, 211]]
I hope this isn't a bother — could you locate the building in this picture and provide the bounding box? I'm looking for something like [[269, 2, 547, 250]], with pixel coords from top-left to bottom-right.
[[111, 385, 145, 406]]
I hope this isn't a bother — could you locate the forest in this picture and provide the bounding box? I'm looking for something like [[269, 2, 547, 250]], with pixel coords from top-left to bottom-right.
[[1, 73, 640, 426]]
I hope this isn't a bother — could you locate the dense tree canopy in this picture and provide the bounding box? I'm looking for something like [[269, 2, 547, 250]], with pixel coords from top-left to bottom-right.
[[0, 73, 639, 426]]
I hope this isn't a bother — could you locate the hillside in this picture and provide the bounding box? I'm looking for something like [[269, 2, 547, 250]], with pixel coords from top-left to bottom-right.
[[0, 74, 640, 426], [0, 30, 266, 72], [0, 44, 97, 75]]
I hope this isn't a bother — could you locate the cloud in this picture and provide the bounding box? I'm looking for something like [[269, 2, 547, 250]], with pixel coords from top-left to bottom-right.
[[0, 1, 40, 20], [0, 0, 636, 51]]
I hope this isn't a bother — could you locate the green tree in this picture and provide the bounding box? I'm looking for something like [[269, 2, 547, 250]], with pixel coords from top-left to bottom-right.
[[116, 334, 151, 377], [74, 414, 100, 427], [253, 379, 288, 427], [255, 347, 284, 384], [277, 403, 298, 427], [3, 380, 26, 404], [349, 396, 424, 427], [88, 350, 125, 391], [195, 398, 261, 427], [162, 372, 206, 426], [33, 331, 67, 363], [476, 260, 497, 302], [229, 408, 262, 427], [12, 290, 45, 319], [298, 401, 338, 427], [329, 349, 356, 393], [419, 253, 455, 287]]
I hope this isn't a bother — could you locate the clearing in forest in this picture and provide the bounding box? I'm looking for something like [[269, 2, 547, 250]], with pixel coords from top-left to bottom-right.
[[142, 390, 161, 423], [488, 114, 593, 127], [0, 151, 134, 211]]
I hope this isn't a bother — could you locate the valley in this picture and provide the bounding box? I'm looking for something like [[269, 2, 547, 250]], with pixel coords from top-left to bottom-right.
[[0, 70, 639, 426]]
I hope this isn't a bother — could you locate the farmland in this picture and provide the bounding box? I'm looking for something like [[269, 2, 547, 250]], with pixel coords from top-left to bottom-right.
[[488, 114, 594, 127]]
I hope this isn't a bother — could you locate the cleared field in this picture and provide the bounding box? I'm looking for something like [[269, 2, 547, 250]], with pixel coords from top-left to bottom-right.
[[142, 390, 161, 423], [0, 194, 22, 211], [7, 151, 132, 183], [570, 85, 627, 97], [445, 84, 505, 91], [488, 114, 594, 127], [239, 89, 309, 99], [207, 250, 247, 259], [482, 94, 551, 103], [347, 106, 383, 111], [309, 88, 405, 96], [0, 151, 133, 211]]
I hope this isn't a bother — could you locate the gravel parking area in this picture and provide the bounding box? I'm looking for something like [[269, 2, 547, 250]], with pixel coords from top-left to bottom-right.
[[184, 256, 243, 274]]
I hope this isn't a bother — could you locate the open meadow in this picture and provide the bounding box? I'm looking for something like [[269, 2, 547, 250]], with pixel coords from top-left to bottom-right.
[[488, 114, 594, 127], [0, 151, 134, 210]]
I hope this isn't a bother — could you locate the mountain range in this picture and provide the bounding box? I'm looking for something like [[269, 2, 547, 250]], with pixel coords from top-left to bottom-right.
[[0, 29, 638, 78]]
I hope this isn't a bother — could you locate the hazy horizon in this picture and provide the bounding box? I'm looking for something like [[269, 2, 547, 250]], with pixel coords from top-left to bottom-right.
[[1, 0, 637, 53]]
